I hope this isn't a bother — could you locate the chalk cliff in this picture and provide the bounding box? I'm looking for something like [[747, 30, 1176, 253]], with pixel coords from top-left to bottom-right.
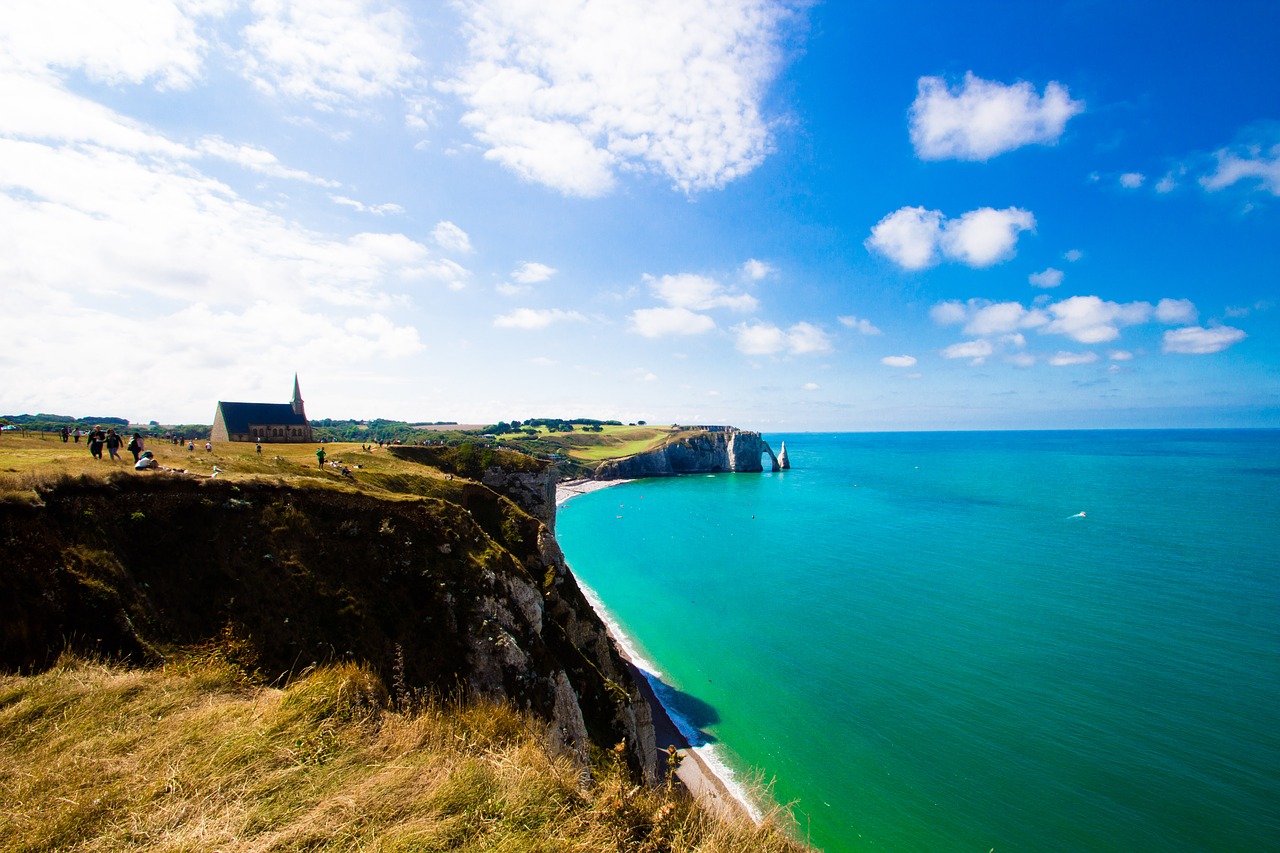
[[595, 428, 780, 479]]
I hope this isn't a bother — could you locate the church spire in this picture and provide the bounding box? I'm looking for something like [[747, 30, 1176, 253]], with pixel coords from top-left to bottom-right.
[[291, 374, 305, 417]]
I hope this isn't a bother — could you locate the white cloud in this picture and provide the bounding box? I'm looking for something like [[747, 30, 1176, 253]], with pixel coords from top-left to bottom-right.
[[931, 299, 1047, 336], [785, 322, 833, 354], [512, 262, 556, 284], [0, 1, 216, 91], [238, 0, 423, 107], [1119, 172, 1145, 189], [865, 206, 944, 269], [909, 72, 1084, 161], [1043, 295, 1152, 344], [867, 205, 1034, 270], [629, 306, 716, 337], [493, 307, 585, 329], [1155, 172, 1178, 193], [1063, 249, 1083, 262], [742, 259, 774, 280], [802, 382, 819, 391], [733, 321, 832, 356], [200, 136, 339, 185], [647, 273, 758, 313], [939, 207, 1036, 267], [446, 0, 796, 196], [330, 195, 405, 215], [1109, 350, 1133, 361], [1048, 351, 1099, 366], [881, 354, 917, 367], [432, 220, 474, 255], [941, 339, 993, 363], [1201, 142, 1280, 195], [838, 315, 882, 335], [930, 301, 969, 327], [1029, 267, 1064, 288], [1155, 298, 1197, 324], [1162, 325, 1247, 354], [1006, 352, 1037, 367]]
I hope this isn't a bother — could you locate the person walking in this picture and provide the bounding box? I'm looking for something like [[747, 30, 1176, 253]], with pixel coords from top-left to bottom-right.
[[127, 432, 143, 463], [88, 427, 105, 460], [105, 429, 124, 462]]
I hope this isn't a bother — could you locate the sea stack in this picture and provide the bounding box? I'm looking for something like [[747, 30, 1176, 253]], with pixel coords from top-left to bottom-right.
[[779, 441, 790, 470]]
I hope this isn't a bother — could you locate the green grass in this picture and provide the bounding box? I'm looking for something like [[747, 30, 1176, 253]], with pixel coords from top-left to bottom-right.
[[0, 658, 810, 852]]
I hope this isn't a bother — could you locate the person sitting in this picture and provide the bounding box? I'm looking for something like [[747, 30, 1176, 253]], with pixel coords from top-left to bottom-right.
[[134, 450, 158, 470]]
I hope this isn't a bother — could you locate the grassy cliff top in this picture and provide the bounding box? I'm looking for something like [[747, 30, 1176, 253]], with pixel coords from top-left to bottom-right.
[[0, 658, 808, 852]]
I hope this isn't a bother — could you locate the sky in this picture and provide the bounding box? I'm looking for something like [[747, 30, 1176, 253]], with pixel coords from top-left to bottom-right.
[[2, 0, 1277, 431]]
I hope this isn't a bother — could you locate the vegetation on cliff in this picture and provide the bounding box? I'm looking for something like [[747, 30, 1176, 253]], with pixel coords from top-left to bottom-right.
[[0, 434, 810, 851], [0, 657, 806, 852]]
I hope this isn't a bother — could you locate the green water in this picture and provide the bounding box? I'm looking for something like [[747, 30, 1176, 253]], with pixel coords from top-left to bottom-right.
[[556, 430, 1280, 852]]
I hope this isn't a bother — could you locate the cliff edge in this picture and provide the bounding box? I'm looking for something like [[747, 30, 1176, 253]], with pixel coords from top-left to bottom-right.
[[594, 428, 780, 479], [0, 471, 656, 781]]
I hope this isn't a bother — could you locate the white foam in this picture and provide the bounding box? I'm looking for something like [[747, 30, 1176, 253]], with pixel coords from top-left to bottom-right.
[[573, 573, 762, 822]]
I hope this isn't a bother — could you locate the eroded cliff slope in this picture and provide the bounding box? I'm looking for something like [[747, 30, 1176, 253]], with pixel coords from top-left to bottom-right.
[[0, 472, 655, 780]]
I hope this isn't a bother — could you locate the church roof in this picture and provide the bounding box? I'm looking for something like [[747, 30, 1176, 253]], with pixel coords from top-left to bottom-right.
[[215, 401, 308, 434]]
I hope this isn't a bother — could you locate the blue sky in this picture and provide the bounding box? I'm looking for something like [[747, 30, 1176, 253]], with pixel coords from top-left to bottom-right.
[[1, 1, 1276, 430]]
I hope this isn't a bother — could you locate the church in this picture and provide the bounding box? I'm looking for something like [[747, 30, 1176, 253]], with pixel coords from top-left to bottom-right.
[[211, 376, 313, 443]]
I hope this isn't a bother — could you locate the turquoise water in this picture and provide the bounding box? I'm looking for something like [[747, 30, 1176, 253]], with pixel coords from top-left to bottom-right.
[[556, 430, 1280, 852]]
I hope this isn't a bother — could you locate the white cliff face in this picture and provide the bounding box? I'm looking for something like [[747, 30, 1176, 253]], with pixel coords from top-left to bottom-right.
[[597, 428, 778, 479]]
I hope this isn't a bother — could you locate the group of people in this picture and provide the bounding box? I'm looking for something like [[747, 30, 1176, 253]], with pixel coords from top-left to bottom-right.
[[73, 426, 149, 464]]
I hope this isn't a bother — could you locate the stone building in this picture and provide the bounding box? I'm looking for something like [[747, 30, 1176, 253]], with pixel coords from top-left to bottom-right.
[[211, 376, 313, 443]]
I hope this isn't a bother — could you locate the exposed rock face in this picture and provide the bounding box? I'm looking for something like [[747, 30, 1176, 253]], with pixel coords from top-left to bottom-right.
[[482, 467, 558, 532], [0, 474, 656, 781], [596, 429, 779, 479], [778, 442, 790, 470]]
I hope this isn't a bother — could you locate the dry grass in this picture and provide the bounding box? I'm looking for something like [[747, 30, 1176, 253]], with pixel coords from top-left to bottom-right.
[[0, 658, 810, 852]]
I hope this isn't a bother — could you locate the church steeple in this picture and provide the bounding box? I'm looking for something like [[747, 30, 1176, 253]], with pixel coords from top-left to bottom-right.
[[291, 374, 306, 418]]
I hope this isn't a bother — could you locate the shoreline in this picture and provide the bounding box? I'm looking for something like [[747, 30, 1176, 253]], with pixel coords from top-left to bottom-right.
[[554, 481, 762, 823], [554, 477, 634, 507]]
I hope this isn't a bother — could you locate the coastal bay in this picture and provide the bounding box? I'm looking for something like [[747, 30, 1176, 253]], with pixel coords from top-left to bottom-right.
[[557, 430, 1280, 852]]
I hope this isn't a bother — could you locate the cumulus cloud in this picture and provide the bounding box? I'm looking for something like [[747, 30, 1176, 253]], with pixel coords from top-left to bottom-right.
[[864, 206, 944, 270], [238, 0, 423, 108], [1155, 298, 1197, 324], [1155, 172, 1179, 193], [446, 0, 797, 196], [931, 299, 1047, 336], [1109, 350, 1133, 361], [432, 220, 474, 254], [1029, 267, 1064, 288], [939, 207, 1036, 267], [512, 262, 556, 284], [881, 354, 917, 367], [742, 258, 774, 280], [1063, 249, 1083, 263], [1119, 172, 1145, 189], [1042, 295, 1152, 344], [1201, 141, 1280, 195], [0, 1, 214, 90], [647, 273, 758, 313], [941, 339, 994, 364], [866, 206, 1034, 270], [1048, 350, 1099, 366], [733, 321, 832, 355], [838, 315, 882, 335], [802, 382, 820, 391], [1162, 325, 1247, 354], [493, 307, 585, 329], [909, 72, 1084, 161], [629, 306, 716, 337]]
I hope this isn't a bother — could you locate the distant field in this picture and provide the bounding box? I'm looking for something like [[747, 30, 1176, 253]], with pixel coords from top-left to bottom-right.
[[503, 425, 673, 461]]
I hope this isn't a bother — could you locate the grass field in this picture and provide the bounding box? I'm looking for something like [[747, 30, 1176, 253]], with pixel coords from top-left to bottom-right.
[[0, 657, 809, 852]]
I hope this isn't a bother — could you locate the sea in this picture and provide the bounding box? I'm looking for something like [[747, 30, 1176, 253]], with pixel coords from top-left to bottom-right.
[[555, 430, 1280, 853]]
